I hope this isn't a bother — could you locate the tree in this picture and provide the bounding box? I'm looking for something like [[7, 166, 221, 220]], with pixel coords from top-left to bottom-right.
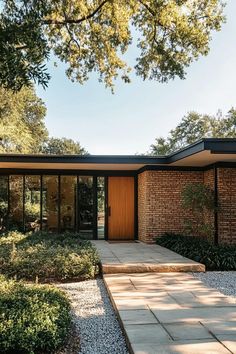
[[42, 137, 87, 155], [150, 109, 236, 155], [0, 86, 48, 153], [0, 0, 225, 91], [181, 182, 216, 240]]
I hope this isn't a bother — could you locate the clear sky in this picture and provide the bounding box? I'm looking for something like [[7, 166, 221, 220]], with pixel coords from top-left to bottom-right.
[[36, 0, 236, 155]]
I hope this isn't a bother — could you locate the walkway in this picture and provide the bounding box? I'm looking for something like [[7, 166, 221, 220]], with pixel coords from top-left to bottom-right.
[[93, 241, 205, 273], [104, 272, 236, 354]]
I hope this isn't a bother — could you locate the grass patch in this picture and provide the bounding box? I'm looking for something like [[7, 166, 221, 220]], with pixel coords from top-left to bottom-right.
[[156, 233, 236, 271], [0, 231, 100, 282], [0, 275, 72, 354]]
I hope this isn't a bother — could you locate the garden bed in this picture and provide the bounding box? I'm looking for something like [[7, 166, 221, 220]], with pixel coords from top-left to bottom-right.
[[156, 233, 236, 271], [0, 276, 72, 354], [0, 231, 100, 282]]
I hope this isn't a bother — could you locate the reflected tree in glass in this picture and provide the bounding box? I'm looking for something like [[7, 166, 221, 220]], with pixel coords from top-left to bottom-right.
[[0, 176, 8, 232], [25, 176, 41, 232], [9, 175, 23, 230], [60, 176, 77, 231], [42, 176, 58, 232]]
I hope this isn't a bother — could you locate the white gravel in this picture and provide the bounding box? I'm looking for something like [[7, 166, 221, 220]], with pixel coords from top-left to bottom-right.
[[192, 271, 236, 297], [59, 279, 129, 354]]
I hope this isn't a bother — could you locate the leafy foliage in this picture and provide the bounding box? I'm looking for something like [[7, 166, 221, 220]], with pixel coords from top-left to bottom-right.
[[0, 86, 48, 153], [0, 0, 225, 90], [0, 275, 71, 354], [0, 231, 100, 281], [150, 109, 236, 155], [42, 137, 88, 155], [156, 233, 236, 271], [182, 183, 215, 212], [181, 183, 216, 239], [0, 86, 87, 154]]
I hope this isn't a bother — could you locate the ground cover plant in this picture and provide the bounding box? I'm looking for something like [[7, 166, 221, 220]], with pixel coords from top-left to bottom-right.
[[0, 231, 100, 282], [156, 233, 236, 271], [0, 275, 71, 354]]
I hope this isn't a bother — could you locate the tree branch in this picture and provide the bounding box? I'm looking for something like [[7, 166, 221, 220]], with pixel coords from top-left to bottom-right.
[[44, 0, 109, 25]]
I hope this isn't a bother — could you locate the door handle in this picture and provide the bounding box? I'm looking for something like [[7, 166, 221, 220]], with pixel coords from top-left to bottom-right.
[[108, 206, 111, 217]]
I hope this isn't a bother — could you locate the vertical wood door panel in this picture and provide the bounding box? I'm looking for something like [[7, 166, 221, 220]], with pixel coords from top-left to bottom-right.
[[108, 177, 134, 240]]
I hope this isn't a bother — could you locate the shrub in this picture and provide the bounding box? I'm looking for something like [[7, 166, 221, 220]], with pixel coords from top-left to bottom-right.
[[156, 233, 236, 271], [181, 183, 216, 239], [0, 231, 100, 281], [0, 275, 71, 354]]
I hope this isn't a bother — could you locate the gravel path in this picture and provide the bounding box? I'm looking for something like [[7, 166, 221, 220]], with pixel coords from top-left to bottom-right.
[[59, 279, 129, 354], [193, 271, 236, 297]]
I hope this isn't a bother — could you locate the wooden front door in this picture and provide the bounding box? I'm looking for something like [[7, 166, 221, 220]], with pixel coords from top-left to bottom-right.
[[108, 177, 135, 240]]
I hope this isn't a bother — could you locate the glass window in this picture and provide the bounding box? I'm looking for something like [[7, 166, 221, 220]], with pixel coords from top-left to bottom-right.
[[0, 176, 8, 232], [24, 176, 41, 232], [97, 177, 105, 239], [78, 176, 94, 239], [60, 176, 77, 232], [42, 176, 58, 232], [9, 175, 23, 230]]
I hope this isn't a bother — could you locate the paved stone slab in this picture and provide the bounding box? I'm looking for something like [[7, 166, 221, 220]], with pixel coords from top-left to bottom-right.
[[93, 241, 205, 273], [163, 323, 214, 340], [125, 324, 172, 344], [215, 335, 236, 353], [119, 309, 158, 325], [132, 340, 231, 354], [103, 272, 236, 354], [202, 321, 236, 335], [153, 307, 236, 323]]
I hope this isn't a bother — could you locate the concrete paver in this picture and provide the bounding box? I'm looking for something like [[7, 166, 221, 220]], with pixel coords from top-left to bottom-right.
[[93, 241, 205, 273], [103, 273, 236, 354], [92, 241, 235, 353]]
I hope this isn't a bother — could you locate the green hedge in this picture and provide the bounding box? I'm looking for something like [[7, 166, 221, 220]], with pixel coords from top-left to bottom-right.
[[0, 276, 71, 354], [0, 231, 100, 281], [156, 233, 236, 270]]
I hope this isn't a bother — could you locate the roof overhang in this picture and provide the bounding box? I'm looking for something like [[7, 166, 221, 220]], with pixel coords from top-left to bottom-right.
[[0, 138, 236, 171]]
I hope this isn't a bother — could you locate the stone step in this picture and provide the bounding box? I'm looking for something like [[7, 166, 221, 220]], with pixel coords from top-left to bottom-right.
[[102, 262, 205, 274]]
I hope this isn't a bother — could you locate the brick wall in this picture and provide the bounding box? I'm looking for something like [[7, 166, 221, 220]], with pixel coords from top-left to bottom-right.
[[138, 167, 236, 245], [217, 168, 236, 244], [138, 170, 203, 243], [203, 168, 215, 242]]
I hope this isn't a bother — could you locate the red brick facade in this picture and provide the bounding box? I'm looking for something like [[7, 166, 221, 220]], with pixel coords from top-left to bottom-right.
[[217, 168, 236, 244], [138, 168, 236, 245]]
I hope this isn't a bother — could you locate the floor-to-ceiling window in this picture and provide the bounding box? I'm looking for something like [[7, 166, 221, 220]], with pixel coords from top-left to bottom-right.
[[42, 176, 59, 232], [9, 175, 23, 231], [0, 176, 8, 231], [60, 176, 77, 232], [78, 176, 94, 239], [0, 174, 106, 238], [97, 177, 105, 239], [24, 176, 41, 232]]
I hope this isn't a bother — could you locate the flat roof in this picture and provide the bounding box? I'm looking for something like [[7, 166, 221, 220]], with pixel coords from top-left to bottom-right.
[[0, 138, 236, 171]]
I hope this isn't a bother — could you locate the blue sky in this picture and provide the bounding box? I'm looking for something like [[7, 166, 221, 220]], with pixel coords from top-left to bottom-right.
[[36, 0, 236, 155]]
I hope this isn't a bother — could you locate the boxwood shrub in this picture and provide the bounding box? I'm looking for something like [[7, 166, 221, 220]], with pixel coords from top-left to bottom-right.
[[0, 276, 71, 354], [156, 233, 236, 270], [0, 231, 100, 281]]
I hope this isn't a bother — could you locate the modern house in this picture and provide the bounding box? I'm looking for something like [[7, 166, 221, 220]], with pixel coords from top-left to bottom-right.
[[0, 138, 235, 244]]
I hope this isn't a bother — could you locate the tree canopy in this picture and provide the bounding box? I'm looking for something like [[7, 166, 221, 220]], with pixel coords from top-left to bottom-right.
[[42, 137, 87, 155], [0, 86, 48, 153], [0, 86, 86, 154], [150, 109, 236, 155], [0, 0, 225, 91]]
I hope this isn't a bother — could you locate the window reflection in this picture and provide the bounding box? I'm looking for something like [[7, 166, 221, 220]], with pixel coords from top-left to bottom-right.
[[97, 177, 105, 239], [25, 176, 41, 232], [42, 176, 58, 232], [60, 176, 77, 231], [9, 175, 23, 230], [78, 176, 93, 239], [0, 176, 8, 232]]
